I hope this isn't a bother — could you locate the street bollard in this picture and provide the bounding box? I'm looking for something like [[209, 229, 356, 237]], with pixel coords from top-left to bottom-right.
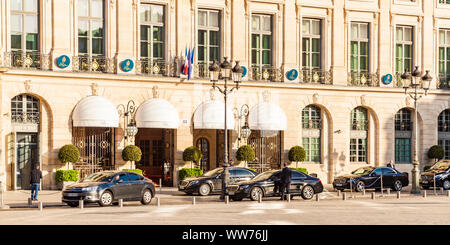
[[39, 202, 43, 211], [423, 190, 427, 198], [225, 195, 229, 204], [362, 189, 366, 196], [287, 194, 291, 203], [258, 193, 262, 203], [79, 200, 84, 209], [159, 179, 162, 194], [28, 197, 32, 206], [157, 197, 160, 207], [316, 194, 320, 202], [337, 190, 341, 197], [119, 199, 123, 208], [387, 189, 390, 196], [192, 197, 196, 205], [343, 193, 347, 201], [441, 188, 444, 195], [0, 181, 7, 209], [397, 191, 401, 199], [447, 190, 450, 197], [371, 192, 376, 200]]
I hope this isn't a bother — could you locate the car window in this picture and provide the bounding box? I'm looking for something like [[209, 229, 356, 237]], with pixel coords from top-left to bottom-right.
[[236, 169, 253, 177], [292, 171, 306, 180], [372, 168, 382, 176], [116, 173, 129, 182], [381, 168, 396, 175], [128, 173, 144, 181], [229, 169, 237, 177]]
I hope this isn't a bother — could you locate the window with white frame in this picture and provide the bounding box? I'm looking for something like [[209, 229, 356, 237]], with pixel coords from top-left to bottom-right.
[[302, 19, 321, 72], [439, 29, 450, 89], [10, 0, 39, 53], [140, 4, 164, 61], [302, 105, 321, 163], [438, 109, 450, 159], [395, 26, 413, 74], [78, 0, 104, 57], [251, 14, 272, 69], [350, 107, 368, 163], [198, 9, 220, 66], [350, 22, 369, 74]]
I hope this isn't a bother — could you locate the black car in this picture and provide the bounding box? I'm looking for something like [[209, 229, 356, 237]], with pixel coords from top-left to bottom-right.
[[62, 171, 156, 207], [178, 167, 258, 196], [333, 166, 409, 192], [420, 160, 450, 190], [226, 170, 324, 201]]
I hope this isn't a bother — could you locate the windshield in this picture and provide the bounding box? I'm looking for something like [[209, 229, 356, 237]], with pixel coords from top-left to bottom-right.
[[82, 172, 116, 182], [430, 161, 450, 171], [253, 171, 277, 181], [202, 168, 223, 177], [351, 167, 375, 175]]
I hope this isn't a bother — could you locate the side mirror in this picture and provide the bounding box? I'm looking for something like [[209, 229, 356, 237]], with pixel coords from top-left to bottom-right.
[[370, 173, 376, 177], [117, 179, 124, 183]]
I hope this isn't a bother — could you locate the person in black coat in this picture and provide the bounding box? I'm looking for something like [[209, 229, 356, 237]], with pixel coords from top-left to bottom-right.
[[30, 164, 42, 201], [280, 163, 292, 200]]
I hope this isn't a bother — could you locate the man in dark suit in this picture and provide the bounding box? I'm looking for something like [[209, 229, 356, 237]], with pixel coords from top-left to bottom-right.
[[280, 163, 292, 200]]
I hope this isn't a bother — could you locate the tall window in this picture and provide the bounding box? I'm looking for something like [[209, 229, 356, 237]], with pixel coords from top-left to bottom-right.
[[140, 4, 164, 61], [78, 0, 104, 57], [196, 138, 210, 171], [438, 109, 450, 159], [11, 94, 40, 124], [350, 23, 369, 75], [395, 26, 413, 74], [439, 29, 450, 89], [350, 107, 368, 163], [302, 105, 321, 162], [11, 0, 39, 53], [302, 19, 321, 73], [395, 109, 412, 163], [198, 9, 220, 67], [439, 0, 450, 3], [251, 14, 272, 70]]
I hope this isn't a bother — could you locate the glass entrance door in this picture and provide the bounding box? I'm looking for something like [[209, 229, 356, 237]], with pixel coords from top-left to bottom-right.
[[15, 133, 38, 190]]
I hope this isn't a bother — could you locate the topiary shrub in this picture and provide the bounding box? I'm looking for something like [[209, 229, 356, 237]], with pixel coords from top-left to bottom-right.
[[428, 145, 444, 163], [58, 144, 80, 164], [288, 146, 306, 162], [182, 146, 203, 164], [290, 168, 309, 175], [236, 145, 255, 162], [122, 145, 142, 162], [123, 168, 144, 175], [55, 170, 79, 182], [179, 168, 203, 180]]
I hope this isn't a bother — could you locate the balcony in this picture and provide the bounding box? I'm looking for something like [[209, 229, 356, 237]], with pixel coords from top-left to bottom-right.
[[196, 62, 210, 79], [437, 74, 450, 89], [300, 69, 332, 85], [136, 59, 175, 77], [249, 65, 283, 82], [2, 51, 50, 70], [73, 56, 115, 73], [348, 71, 380, 87]]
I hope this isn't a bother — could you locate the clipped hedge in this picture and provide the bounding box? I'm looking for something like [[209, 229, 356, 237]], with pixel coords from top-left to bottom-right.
[[290, 168, 309, 175], [182, 146, 202, 163], [55, 170, 79, 182], [122, 145, 142, 162], [58, 144, 80, 164], [428, 145, 444, 162], [288, 146, 306, 162], [179, 168, 203, 180], [123, 168, 144, 175], [236, 145, 255, 162]]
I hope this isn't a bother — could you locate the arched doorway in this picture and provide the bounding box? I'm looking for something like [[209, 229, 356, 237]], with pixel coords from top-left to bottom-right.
[[438, 109, 450, 159]]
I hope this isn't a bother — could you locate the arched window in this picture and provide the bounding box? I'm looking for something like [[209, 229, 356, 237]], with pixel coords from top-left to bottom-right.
[[302, 105, 321, 162], [196, 137, 210, 171], [350, 107, 368, 163], [11, 94, 40, 124], [395, 108, 412, 163], [438, 109, 450, 159]]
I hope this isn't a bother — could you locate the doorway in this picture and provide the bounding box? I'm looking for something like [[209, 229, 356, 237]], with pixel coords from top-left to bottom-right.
[[15, 133, 38, 190], [248, 130, 282, 172]]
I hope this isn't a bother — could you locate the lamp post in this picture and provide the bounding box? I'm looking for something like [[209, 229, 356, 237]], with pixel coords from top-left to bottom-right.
[[234, 104, 251, 147], [209, 58, 243, 200], [401, 66, 432, 194], [117, 100, 138, 146]]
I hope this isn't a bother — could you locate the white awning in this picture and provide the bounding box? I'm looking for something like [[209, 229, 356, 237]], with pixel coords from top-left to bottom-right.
[[72, 96, 119, 127], [135, 98, 179, 129], [249, 102, 287, 131], [193, 100, 235, 129]]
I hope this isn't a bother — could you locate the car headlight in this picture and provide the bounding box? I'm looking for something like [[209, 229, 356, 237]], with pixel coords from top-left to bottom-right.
[[239, 185, 249, 190], [189, 181, 199, 186], [83, 186, 99, 192]]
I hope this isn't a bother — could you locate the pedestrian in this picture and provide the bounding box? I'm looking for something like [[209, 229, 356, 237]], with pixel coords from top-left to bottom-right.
[[30, 164, 42, 201], [280, 163, 292, 200], [387, 160, 396, 169]]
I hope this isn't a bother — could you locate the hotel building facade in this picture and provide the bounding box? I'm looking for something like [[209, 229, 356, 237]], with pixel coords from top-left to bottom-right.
[[1, 0, 450, 190]]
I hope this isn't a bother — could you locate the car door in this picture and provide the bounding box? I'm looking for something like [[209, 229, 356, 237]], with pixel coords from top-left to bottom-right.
[[365, 168, 382, 188], [111, 173, 130, 200], [291, 171, 306, 194], [228, 169, 239, 185], [127, 173, 145, 200], [381, 168, 396, 188], [264, 171, 280, 197], [235, 169, 254, 182]]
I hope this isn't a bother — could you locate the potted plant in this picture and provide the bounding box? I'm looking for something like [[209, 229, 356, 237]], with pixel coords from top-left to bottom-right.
[[182, 146, 202, 169], [236, 145, 255, 167], [58, 144, 80, 170], [427, 145, 444, 166], [178, 168, 203, 180], [288, 146, 306, 168], [122, 145, 142, 169], [55, 170, 79, 190]]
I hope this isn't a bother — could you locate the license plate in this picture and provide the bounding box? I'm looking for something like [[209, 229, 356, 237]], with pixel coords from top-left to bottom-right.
[[65, 193, 79, 197], [228, 192, 235, 195], [335, 184, 342, 186]]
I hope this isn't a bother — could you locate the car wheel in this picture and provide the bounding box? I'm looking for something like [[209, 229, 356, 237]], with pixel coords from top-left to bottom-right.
[[301, 185, 315, 200], [355, 181, 365, 192], [443, 180, 450, 190], [232, 196, 243, 201], [98, 190, 113, 207], [67, 202, 79, 208], [249, 187, 263, 201], [198, 183, 211, 196], [393, 180, 403, 191], [141, 189, 153, 205]]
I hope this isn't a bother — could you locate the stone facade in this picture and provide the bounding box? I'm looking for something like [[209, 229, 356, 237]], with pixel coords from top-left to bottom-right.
[[0, 0, 450, 190]]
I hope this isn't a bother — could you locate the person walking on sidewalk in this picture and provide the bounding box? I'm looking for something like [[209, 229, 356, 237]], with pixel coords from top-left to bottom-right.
[[280, 163, 292, 200], [30, 164, 42, 201]]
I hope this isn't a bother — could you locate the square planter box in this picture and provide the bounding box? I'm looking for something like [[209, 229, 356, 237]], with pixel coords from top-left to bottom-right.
[[56, 181, 76, 190]]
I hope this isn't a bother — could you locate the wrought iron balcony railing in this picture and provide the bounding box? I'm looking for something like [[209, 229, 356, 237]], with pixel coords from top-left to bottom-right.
[[3, 51, 50, 70], [348, 71, 380, 87], [249, 65, 283, 82], [300, 69, 333, 84], [437, 74, 450, 89], [11, 112, 40, 124], [136, 59, 175, 77], [393, 72, 406, 88], [196, 62, 211, 79], [73, 55, 115, 73]]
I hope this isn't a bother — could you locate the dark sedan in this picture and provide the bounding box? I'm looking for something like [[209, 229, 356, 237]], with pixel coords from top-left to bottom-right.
[[62, 171, 156, 207], [333, 166, 409, 192], [226, 170, 323, 201], [420, 160, 450, 190], [178, 167, 258, 196]]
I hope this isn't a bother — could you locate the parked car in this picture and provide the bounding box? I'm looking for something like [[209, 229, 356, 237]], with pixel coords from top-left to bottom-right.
[[420, 160, 450, 190], [178, 167, 258, 196], [333, 166, 409, 192], [226, 169, 323, 201], [62, 171, 156, 207]]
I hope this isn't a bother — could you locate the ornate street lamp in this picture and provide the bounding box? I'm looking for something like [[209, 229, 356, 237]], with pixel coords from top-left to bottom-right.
[[117, 100, 138, 145], [234, 104, 251, 145], [401, 66, 432, 194], [209, 57, 243, 200]]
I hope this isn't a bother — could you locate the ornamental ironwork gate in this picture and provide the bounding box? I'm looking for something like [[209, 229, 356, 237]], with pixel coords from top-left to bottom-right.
[[72, 127, 115, 180], [248, 130, 282, 172]]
